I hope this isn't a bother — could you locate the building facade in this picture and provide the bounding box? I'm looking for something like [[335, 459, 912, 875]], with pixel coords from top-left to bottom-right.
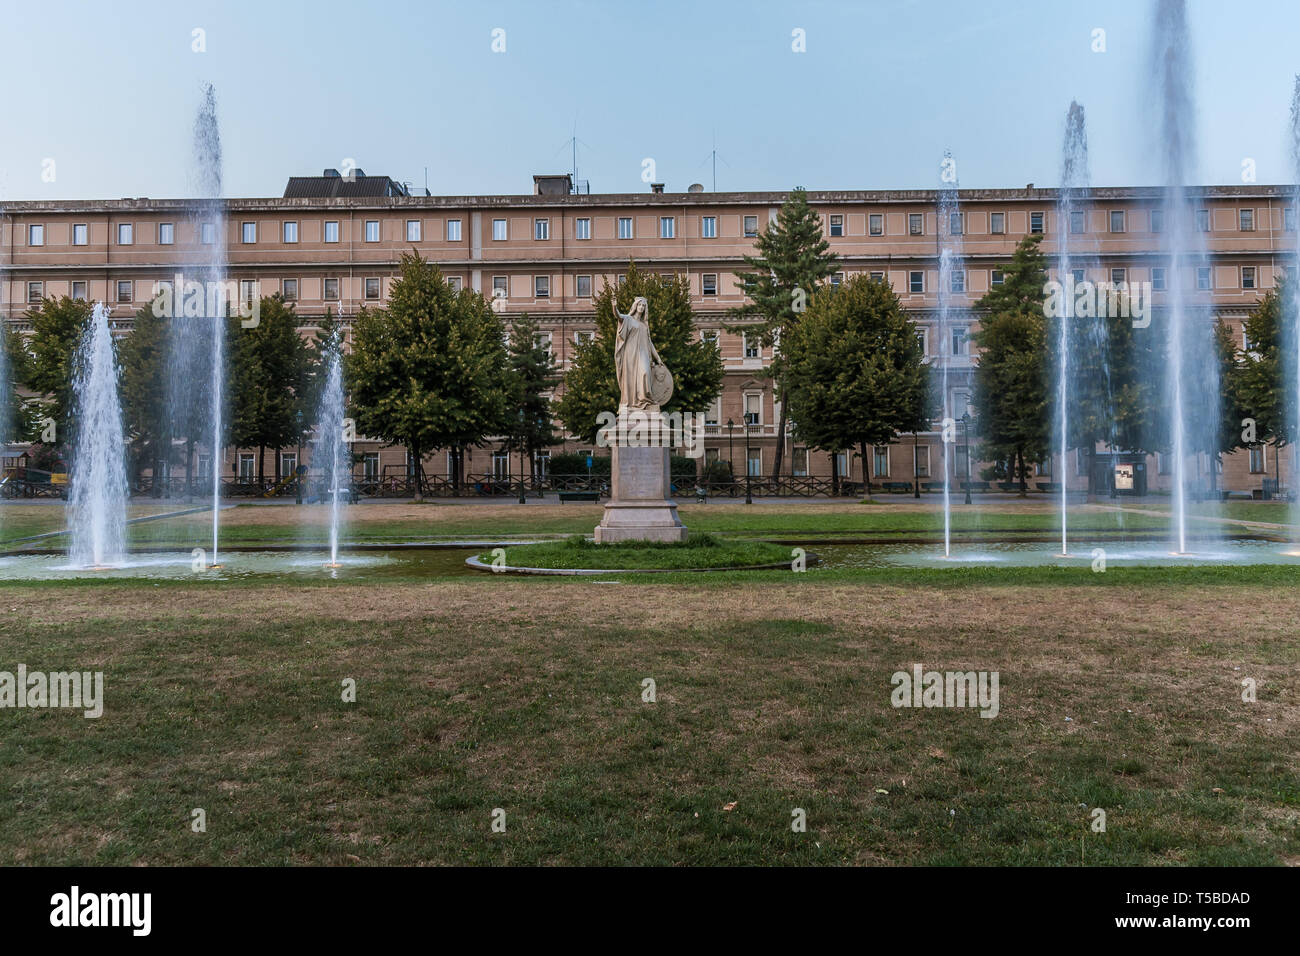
[[2, 174, 1297, 494]]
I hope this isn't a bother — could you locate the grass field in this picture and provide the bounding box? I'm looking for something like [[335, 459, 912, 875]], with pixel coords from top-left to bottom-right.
[[1, 499, 1296, 865]]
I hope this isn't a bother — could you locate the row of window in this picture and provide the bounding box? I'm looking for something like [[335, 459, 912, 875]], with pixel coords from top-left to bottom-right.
[[23, 204, 1299, 250]]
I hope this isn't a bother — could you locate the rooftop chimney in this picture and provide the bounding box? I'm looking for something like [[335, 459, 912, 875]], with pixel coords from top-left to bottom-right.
[[651, 183, 665, 193]]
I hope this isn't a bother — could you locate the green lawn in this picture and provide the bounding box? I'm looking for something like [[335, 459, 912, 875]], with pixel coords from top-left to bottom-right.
[[1, 500, 1295, 866], [483, 534, 794, 570]]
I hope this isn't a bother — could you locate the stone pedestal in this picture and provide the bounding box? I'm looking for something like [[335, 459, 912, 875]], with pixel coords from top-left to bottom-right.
[[594, 442, 688, 544]]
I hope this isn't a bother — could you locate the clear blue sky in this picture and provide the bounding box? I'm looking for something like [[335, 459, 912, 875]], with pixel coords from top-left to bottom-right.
[[1, 0, 1297, 200]]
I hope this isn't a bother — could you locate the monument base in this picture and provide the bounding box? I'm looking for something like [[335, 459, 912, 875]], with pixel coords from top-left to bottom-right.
[[594, 443, 688, 544]]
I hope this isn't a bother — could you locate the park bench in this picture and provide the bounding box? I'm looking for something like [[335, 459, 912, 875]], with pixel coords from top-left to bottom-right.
[[881, 481, 912, 493], [922, 481, 945, 493], [960, 480, 991, 493], [1036, 481, 1061, 493], [558, 490, 600, 503]]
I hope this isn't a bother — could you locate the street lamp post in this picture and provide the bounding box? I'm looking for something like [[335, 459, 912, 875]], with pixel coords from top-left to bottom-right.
[[961, 412, 972, 505], [726, 418, 735, 497], [744, 420, 753, 505]]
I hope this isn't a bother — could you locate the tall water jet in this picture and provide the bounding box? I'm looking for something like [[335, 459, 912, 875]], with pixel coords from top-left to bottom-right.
[[68, 304, 128, 568], [168, 84, 228, 566], [1288, 75, 1300, 539], [1056, 101, 1091, 555], [1150, 0, 1218, 554], [936, 151, 963, 557], [312, 332, 349, 566]]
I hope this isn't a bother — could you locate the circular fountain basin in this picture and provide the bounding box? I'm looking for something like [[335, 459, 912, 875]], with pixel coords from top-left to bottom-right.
[[0, 549, 476, 581]]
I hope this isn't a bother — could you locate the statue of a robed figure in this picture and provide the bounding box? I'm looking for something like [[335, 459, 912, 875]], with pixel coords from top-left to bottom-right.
[[594, 296, 687, 544]]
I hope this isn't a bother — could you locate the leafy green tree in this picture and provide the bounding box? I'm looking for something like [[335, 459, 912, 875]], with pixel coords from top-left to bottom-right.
[[26, 296, 95, 447], [728, 187, 839, 479], [502, 313, 560, 482], [1, 326, 38, 445], [554, 264, 723, 444], [348, 253, 511, 498], [1232, 281, 1295, 484], [118, 304, 171, 490], [782, 276, 930, 494]]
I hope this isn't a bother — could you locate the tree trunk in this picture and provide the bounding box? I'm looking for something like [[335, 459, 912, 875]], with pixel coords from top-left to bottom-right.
[[257, 445, 265, 489], [859, 440, 870, 497], [274, 447, 282, 485], [411, 444, 423, 502], [769, 390, 788, 483], [1017, 447, 1028, 496]]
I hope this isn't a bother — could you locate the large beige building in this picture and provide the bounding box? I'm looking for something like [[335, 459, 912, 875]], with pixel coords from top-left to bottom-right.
[[1, 171, 1296, 495]]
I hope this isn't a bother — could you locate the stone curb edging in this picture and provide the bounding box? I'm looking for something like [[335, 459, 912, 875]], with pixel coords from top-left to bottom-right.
[[463, 552, 819, 576]]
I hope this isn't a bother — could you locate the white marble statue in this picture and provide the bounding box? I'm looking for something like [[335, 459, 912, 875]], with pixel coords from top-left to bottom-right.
[[613, 296, 670, 410]]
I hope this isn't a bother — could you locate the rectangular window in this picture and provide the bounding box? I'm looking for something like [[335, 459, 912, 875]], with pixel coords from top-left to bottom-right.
[[914, 445, 930, 478], [1109, 210, 1125, 233], [908, 271, 924, 294], [829, 214, 844, 237], [704, 396, 721, 427], [873, 445, 890, 478], [951, 326, 968, 356], [1196, 267, 1212, 290], [447, 276, 462, 292], [29, 224, 45, 246], [991, 270, 1005, 286], [950, 271, 965, 294], [948, 212, 963, 235], [72, 224, 88, 245], [406, 219, 422, 242], [1249, 445, 1265, 474], [365, 277, 380, 299], [533, 219, 549, 241], [240, 279, 256, 306], [743, 215, 759, 237], [71, 281, 87, 300], [117, 223, 133, 245], [492, 275, 508, 298], [116, 280, 132, 303], [575, 330, 595, 346], [200, 222, 216, 244], [1286, 207, 1297, 232], [869, 213, 884, 236], [492, 218, 507, 241], [576, 275, 593, 298], [702, 216, 717, 238], [617, 217, 633, 239], [241, 222, 257, 244], [239, 454, 255, 482], [27, 281, 43, 303], [365, 220, 380, 242], [323, 278, 339, 300], [1150, 209, 1165, 233], [534, 275, 550, 298], [1110, 268, 1126, 285], [701, 329, 720, 349], [280, 453, 297, 478], [1196, 209, 1210, 232], [1030, 212, 1044, 234], [869, 271, 886, 282], [743, 392, 761, 426], [659, 216, 675, 239], [747, 450, 762, 477], [324, 220, 339, 243], [446, 219, 462, 242], [282, 278, 298, 301], [743, 335, 760, 359], [575, 218, 591, 240], [1072, 268, 1085, 284], [159, 222, 174, 245], [363, 453, 379, 481], [283, 221, 298, 243], [909, 213, 923, 236], [990, 212, 1005, 235], [793, 447, 809, 477], [1239, 208, 1255, 232], [1070, 210, 1086, 234], [702, 273, 718, 296], [1242, 266, 1256, 290], [1151, 266, 1167, 291]]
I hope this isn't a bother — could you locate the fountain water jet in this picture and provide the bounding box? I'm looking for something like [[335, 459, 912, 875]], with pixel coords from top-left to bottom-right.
[[168, 84, 227, 567], [936, 152, 963, 557], [68, 304, 128, 569], [1056, 101, 1090, 556], [312, 332, 349, 566], [1288, 75, 1300, 542], [1149, 0, 1218, 555]]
